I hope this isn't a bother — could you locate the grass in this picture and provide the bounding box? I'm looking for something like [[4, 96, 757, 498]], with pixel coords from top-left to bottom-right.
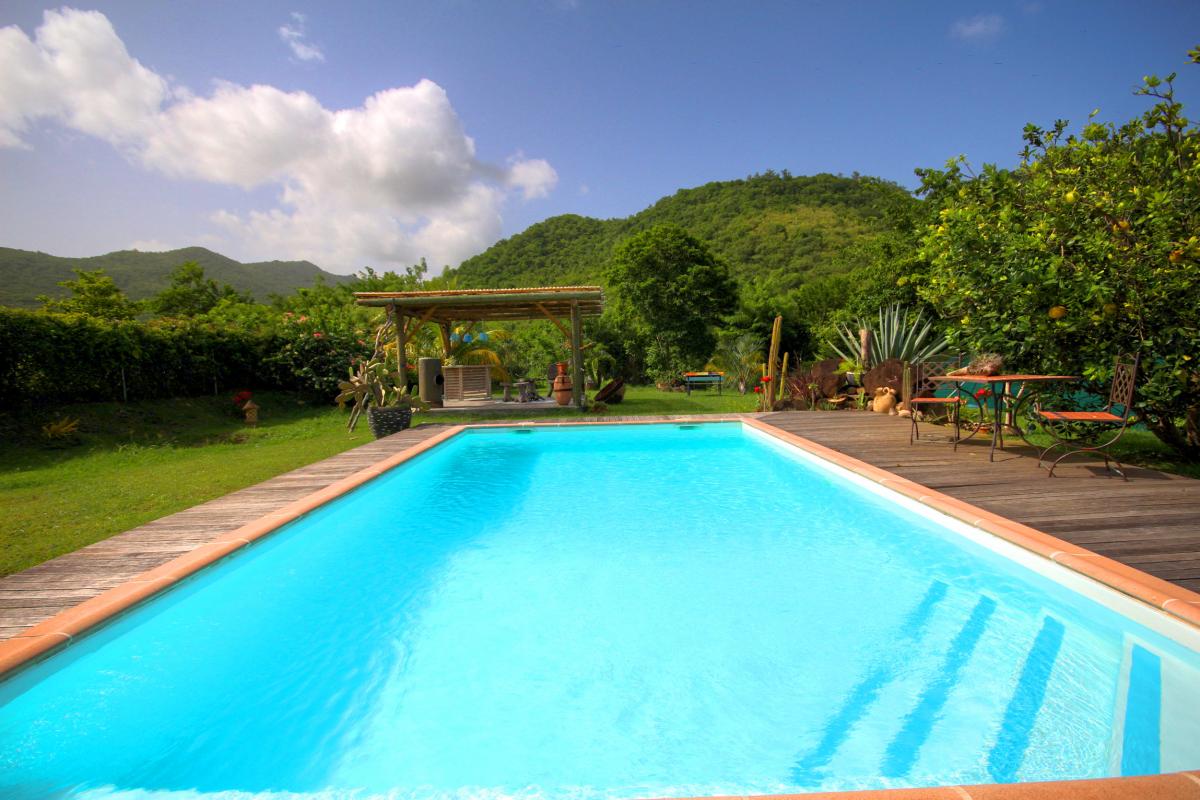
[[0, 386, 758, 577]]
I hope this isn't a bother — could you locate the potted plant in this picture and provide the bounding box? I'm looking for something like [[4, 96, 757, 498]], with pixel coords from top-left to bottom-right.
[[335, 356, 427, 438]]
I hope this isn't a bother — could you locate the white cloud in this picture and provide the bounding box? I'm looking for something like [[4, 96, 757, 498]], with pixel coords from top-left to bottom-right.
[[949, 13, 1005, 41], [0, 8, 166, 147], [506, 156, 558, 199], [0, 8, 557, 271], [278, 12, 324, 63]]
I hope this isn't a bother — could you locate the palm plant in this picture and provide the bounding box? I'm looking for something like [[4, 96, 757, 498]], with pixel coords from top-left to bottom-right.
[[444, 326, 510, 382], [709, 333, 764, 394], [828, 304, 948, 368]]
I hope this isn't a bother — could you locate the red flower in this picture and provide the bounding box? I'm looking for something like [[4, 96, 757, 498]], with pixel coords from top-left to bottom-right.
[[761, 375, 772, 382], [753, 386, 763, 393], [232, 390, 253, 406], [313, 331, 324, 339], [974, 387, 992, 399]]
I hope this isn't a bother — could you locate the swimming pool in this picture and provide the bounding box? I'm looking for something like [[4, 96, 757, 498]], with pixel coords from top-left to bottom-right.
[[1, 421, 1198, 798]]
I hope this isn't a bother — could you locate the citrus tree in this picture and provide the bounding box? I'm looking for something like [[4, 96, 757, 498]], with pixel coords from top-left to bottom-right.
[[917, 58, 1200, 458]]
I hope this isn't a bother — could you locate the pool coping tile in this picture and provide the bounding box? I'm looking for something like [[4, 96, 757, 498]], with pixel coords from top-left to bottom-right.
[[648, 772, 1200, 800], [740, 417, 1200, 631], [3, 415, 1200, 800]]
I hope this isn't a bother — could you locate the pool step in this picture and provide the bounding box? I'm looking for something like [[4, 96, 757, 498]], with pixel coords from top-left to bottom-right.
[[985, 616, 1065, 783], [795, 591, 1200, 789], [1106, 637, 1200, 775], [789, 580, 948, 784], [879, 595, 997, 778], [806, 593, 1072, 787]]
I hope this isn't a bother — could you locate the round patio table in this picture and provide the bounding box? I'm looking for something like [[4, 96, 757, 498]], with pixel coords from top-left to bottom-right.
[[928, 374, 1077, 461]]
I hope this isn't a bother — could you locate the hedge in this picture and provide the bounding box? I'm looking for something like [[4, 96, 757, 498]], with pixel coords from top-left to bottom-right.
[[0, 308, 369, 407]]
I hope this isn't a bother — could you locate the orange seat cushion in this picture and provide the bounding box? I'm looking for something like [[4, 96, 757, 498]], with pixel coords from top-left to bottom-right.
[[909, 397, 963, 405], [1037, 410, 1125, 422]]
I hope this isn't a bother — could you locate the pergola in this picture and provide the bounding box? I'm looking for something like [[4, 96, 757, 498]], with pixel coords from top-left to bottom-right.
[[354, 286, 605, 409]]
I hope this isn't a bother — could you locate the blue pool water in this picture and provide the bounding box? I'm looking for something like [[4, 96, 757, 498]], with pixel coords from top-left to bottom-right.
[[2, 422, 1198, 799]]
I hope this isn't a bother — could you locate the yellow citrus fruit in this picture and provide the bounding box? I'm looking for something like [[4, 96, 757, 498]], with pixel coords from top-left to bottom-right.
[[1049, 305, 1068, 320], [1102, 303, 1118, 316], [1169, 249, 1184, 263], [1064, 190, 1078, 204]]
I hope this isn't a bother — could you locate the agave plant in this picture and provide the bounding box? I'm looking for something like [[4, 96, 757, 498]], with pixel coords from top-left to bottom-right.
[[828, 304, 948, 368]]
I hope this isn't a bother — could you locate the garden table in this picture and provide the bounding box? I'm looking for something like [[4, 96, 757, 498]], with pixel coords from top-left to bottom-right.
[[928, 374, 1077, 461]]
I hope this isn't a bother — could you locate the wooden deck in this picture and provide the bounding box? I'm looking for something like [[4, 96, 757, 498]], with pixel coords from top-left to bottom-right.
[[760, 412, 1200, 593], [2, 412, 1198, 641]]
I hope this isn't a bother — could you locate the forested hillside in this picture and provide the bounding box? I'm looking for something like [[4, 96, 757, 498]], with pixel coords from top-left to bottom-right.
[[449, 172, 917, 291], [0, 246, 349, 307]]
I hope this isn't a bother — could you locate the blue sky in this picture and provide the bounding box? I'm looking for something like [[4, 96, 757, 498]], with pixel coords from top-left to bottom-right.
[[1, 1, 1197, 273]]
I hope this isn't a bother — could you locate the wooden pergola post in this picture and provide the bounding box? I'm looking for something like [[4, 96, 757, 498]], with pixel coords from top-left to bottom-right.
[[394, 304, 408, 389], [570, 300, 584, 409]]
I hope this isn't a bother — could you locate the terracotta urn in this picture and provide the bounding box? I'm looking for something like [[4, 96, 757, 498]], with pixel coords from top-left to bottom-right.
[[552, 361, 573, 405]]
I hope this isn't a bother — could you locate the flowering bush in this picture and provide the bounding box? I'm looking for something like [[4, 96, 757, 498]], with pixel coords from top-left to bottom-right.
[[266, 314, 372, 399]]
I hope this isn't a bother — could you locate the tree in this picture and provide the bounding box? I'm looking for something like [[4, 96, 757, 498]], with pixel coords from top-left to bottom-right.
[[604, 224, 738, 382], [38, 269, 140, 320], [152, 261, 249, 317], [918, 62, 1200, 458]]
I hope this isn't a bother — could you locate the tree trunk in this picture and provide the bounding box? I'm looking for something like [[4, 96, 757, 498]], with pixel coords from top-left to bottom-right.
[[1142, 409, 1200, 462]]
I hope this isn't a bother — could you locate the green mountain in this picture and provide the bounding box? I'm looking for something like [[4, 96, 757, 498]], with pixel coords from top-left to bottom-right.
[[0, 246, 350, 308], [449, 172, 916, 291]]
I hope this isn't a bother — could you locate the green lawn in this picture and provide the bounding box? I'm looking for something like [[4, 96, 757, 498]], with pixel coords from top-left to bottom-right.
[[0, 386, 757, 576]]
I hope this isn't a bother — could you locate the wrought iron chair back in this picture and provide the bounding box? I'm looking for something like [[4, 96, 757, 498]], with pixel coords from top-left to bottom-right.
[[1105, 354, 1138, 416], [903, 353, 969, 448], [1036, 353, 1139, 479]]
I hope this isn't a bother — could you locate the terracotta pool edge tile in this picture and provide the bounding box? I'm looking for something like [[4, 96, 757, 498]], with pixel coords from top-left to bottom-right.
[[648, 772, 1200, 800], [745, 788, 965, 800], [1163, 599, 1200, 627], [740, 418, 1200, 629], [0, 632, 71, 675], [962, 772, 1200, 798], [1052, 553, 1196, 611], [0, 425, 471, 680]]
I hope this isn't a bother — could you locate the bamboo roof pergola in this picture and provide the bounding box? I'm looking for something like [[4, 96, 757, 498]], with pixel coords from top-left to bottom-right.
[[354, 286, 604, 409]]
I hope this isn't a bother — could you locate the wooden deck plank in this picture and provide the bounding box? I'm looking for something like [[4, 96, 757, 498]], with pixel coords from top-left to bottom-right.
[[1, 412, 1198, 643]]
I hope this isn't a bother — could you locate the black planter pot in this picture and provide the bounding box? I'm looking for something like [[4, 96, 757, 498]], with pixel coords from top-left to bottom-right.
[[367, 406, 413, 439]]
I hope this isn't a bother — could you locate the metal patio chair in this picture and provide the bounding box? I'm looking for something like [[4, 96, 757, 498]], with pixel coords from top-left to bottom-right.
[[1035, 354, 1139, 479], [903, 354, 969, 448]]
